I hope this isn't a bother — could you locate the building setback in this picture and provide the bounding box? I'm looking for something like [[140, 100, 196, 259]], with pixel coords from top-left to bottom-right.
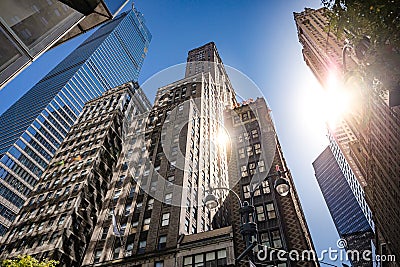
[[0, 82, 151, 266], [313, 146, 373, 267], [295, 7, 400, 262], [0, 0, 129, 89], [0, 6, 151, 234]]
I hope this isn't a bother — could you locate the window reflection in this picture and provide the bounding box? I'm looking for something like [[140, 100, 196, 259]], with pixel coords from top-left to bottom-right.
[[0, 0, 80, 49], [0, 29, 22, 72]]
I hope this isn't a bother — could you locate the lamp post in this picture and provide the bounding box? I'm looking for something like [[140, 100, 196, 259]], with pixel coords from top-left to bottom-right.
[[204, 165, 290, 263]]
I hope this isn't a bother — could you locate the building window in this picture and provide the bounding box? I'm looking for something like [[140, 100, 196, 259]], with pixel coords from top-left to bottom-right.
[[113, 247, 120, 259], [155, 261, 164, 267], [217, 250, 227, 266], [101, 227, 108, 239], [258, 160, 266, 173], [183, 249, 227, 267], [254, 143, 261, 154], [147, 198, 154, 210], [240, 165, 248, 177], [164, 193, 172, 204], [266, 203, 276, 219], [242, 185, 250, 199], [183, 256, 192, 267], [38, 234, 47, 246], [126, 242, 134, 256], [158, 235, 167, 250], [253, 185, 261, 196], [246, 146, 253, 157], [271, 230, 282, 248], [143, 218, 151, 231], [194, 254, 203, 266], [260, 232, 271, 247], [113, 189, 121, 200], [94, 249, 102, 263], [255, 205, 265, 221], [251, 129, 259, 139], [205, 251, 216, 266], [58, 215, 66, 225], [124, 204, 131, 216], [161, 213, 170, 226], [261, 180, 270, 194], [120, 222, 127, 234], [138, 240, 146, 254], [185, 217, 190, 233], [249, 162, 256, 175]]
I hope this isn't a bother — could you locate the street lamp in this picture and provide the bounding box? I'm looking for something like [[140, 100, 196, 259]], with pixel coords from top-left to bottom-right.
[[205, 165, 290, 209], [274, 176, 290, 197], [204, 165, 290, 262]]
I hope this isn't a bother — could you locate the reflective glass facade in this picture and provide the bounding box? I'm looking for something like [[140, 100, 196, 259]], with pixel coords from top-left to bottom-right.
[[313, 146, 372, 235], [0, 0, 129, 89], [0, 7, 151, 233]]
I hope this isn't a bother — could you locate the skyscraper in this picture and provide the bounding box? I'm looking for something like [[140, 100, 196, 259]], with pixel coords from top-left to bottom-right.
[[295, 7, 400, 263], [222, 98, 318, 267], [0, 0, 129, 89], [327, 129, 374, 230], [82, 42, 236, 266], [0, 6, 151, 235], [0, 82, 151, 266], [313, 146, 374, 267]]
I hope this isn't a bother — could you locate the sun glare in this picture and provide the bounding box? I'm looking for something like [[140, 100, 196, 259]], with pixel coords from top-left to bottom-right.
[[216, 128, 230, 146], [302, 71, 356, 130], [323, 72, 353, 127]]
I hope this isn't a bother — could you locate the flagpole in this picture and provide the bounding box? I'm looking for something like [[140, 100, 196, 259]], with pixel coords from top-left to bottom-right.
[[111, 210, 125, 252]]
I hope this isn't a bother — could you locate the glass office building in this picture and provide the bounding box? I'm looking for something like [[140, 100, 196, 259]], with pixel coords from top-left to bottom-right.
[[313, 146, 374, 266], [0, 0, 130, 89], [0, 6, 151, 235]]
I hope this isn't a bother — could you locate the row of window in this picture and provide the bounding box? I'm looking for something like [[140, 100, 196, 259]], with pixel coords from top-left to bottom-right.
[[38, 168, 87, 191], [10, 213, 67, 239], [21, 132, 53, 162], [233, 110, 255, 124], [19, 197, 76, 224], [237, 129, 259, 142], [238, 143, 262, 159], [63, 119, 110, 148], [8, 146, 43, 177], [0, 168, 31, 196], [27, 182, 81, 207], [240, 160, 267, 178], [183, 249, 227, 267], [1, 155, 38, 187]]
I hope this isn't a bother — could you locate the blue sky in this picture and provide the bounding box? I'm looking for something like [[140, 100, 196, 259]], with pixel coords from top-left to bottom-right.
[[0, 0, 348, 265]]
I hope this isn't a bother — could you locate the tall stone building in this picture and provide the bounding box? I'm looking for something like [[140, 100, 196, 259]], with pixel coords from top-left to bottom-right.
[[82, 42, 237, 266], [0, 6, 151, 234], [295, 7, 400, 264], [222, 98, 318, 267], [0, 82, 151, 266]]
